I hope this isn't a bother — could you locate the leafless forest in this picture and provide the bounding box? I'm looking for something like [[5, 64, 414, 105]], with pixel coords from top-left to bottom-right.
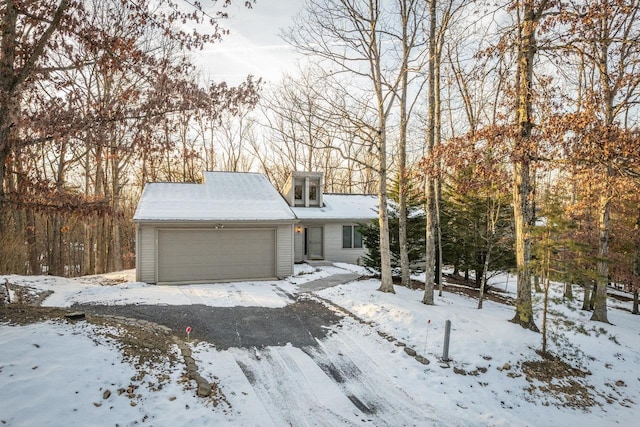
[[1, 0, 639, 328]]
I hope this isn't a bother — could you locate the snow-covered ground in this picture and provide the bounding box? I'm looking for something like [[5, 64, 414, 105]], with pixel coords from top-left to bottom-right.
[[1, 265, 639, 426]]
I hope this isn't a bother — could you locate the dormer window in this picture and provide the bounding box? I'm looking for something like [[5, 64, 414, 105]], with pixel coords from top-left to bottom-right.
[[284, 171, 323, 207]]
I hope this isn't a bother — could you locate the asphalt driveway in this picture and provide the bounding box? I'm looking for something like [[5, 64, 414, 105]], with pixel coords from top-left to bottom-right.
[[78, 297, 344, 350], [78, 271, 361, 350], [74, 272, 450, 425]]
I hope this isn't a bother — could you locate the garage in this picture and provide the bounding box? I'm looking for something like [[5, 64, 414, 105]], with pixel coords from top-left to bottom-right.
[[134, 172, 296, 284], [157, 228, 276, 284]]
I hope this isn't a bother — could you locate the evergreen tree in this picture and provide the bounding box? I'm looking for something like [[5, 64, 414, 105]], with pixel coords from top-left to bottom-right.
[[440, 174, 515, 287], [361, 174, 426, 276]]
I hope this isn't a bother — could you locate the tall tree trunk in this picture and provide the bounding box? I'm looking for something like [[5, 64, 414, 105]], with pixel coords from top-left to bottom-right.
[[0, 0, 69, 231], [510, 1, 540, 332], [0, 111, 16, 236], [581, 277, 591, 310], [434, 14, 443, 298], [397, 0, 410, 288], [397, 123, 409, 286], [512, 159, 536, 330], [587, 0, 629, 323], [50, 139, 67, 276], [94, 144, 107, 274], [436, 178, 443, 296], [50, 213, 63, 276], [398, 175, 409, 288], [423, 177, 436, 304], [0, 0, 18, 233], [564, 282, 573, 300], [87, 226, 96, 274], [26, 208, 38, 274], [422, 0, 437, 305], [0, 146, 9, 232], [478, 246, 493, 309], [534, 275, 542, 293], [110, 145, 122, 272], [377, 127, 394, 293], [369, 3, 393, 294], [111, 218, 122, 271], [541, 273, 550, 354], [13, 153, 31, 274], [82, 224, 91, 276], [540, 241, 552, 353], [591, 187, 610, 322], [82, 150, 94, 275], [375, 77, 393, 292], [633, 237, 639, 315]]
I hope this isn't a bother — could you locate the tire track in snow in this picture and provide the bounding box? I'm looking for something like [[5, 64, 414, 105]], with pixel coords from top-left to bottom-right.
[[302, 323, 450, 427], [232, 319, 459, 426], [178, 285, 205, 305], [233, 346, 369, 426]]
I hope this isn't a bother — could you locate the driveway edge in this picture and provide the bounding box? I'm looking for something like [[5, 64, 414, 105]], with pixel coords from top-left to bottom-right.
[[310, 295, 430, 366]]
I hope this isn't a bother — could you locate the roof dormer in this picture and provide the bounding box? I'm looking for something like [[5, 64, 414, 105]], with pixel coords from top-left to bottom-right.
[[282, 171, 323, 207]]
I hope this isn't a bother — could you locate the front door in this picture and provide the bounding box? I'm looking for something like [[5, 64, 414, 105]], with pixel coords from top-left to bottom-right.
[[307, 226, 324, 259]]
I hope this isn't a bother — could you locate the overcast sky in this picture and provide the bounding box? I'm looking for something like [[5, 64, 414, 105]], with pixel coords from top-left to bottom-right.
[[192, 0, 304, 85]]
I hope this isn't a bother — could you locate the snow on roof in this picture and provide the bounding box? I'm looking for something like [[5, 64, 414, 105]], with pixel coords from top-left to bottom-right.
[[292, 194, 379, 220], [133, 172, 296, 222]]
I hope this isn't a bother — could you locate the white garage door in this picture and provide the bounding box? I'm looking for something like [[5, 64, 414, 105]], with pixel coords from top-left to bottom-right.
[[157, 228, 276, 283]]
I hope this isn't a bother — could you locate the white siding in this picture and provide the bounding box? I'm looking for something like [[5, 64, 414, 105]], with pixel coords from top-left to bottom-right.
[[136, 225, 157, 283], [277, 224, 294, 277], [323, 223, 366, 265], [294, 228, 304, 262]]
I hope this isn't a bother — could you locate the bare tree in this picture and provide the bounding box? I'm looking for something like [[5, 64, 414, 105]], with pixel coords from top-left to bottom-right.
[[0, 0, 252, 228], [216, 109, 257, 172], [507, 0, 553, 331], [555, 0, 640, 323], [259, 70, 331, 174], [420, 0, 467, 303], [0, 0, 259, 275], [286, 0, 413, 292], [390, 0, 430, 288]]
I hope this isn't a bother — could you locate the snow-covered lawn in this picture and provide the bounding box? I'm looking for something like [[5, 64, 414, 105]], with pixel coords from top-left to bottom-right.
[[318, 274, 640, 426], [0, 321, 201, 426], [1, 265, 639, 426]]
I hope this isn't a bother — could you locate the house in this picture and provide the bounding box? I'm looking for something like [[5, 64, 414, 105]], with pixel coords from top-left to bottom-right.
[[133, 171, 378, 284], [283, 171, 378, 265]]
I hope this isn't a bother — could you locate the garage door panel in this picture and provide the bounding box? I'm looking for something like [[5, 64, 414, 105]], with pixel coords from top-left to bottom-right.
[[157, 229, 276, 283]]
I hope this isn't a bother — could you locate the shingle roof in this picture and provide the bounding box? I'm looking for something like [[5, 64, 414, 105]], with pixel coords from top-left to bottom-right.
[[292, 194, 379, 220], [133, 172, 296, 222]]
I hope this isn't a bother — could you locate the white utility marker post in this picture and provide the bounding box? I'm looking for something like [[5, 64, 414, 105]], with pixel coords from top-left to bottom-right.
[[442, 320, 452, 361]]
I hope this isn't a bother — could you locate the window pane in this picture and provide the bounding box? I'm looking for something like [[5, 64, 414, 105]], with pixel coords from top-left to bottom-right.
[[354, 227, 363, 248], [342, 226, 352, 248], [294, 185, 302, 200], [309, 185, 317, 201]]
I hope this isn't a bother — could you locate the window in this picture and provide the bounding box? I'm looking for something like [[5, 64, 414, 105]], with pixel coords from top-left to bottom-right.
[[294, 185, 303, 200], [354, 227, 363, 248], [309, 185, 317, 201], [342, 226, 351, 248], [342, 225, 363, 249]]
